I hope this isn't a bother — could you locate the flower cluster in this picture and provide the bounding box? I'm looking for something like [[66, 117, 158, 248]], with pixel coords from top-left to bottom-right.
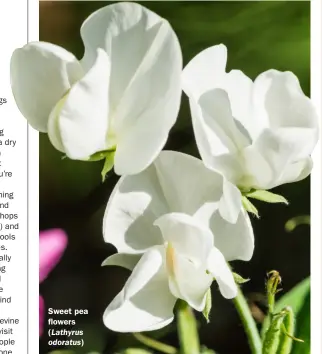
[[11, 2, 318, 335], [102, 151, 254, 332]]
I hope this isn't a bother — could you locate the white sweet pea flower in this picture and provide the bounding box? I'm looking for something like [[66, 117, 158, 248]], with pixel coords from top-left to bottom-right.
[[102, 151, 254, 332], [10, 2, 182, 175], [182, 44, 319, 221]]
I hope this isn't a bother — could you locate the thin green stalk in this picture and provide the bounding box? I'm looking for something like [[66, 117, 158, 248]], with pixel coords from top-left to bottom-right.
[[133, 333, 177, 354], [285, 215, 310, 232], [177, 300, 200, 354], [232, 287, 262, 354]]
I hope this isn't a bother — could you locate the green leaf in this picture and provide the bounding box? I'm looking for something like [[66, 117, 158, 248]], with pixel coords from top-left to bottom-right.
[[101, 151, 115, 182], [261, 277, 310, 339], [242, 196, 259, 218], [202, 288, 212, 323], [246, 190, 288, 205], [291, 290, 310, 354], [233, 272, 250, 285]]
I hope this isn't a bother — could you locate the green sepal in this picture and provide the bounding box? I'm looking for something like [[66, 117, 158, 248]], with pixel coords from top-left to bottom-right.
[[245, 190, 288, 205], [202, 288, 212, 323], [88, 147, 116, 162], [242, 196, 259, 218], [101, 151, 115, 182], [233, 272, 250, 285]]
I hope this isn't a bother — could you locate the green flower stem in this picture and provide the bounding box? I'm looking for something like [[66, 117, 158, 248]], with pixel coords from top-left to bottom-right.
[[133, 333, 177, 354], [232, 287, 262, 354], [177, 300, 200, 354]]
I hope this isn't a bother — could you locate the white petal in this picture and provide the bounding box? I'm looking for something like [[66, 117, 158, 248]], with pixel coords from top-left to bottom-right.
[[47, 93, 67, 153], [103, 247, 176, 332], [182, 44, 227, 99], [170, 248, 212, 311], [103, 151, 224, 254], [240, 143, 274, 190], [81, 3, 182, 176], [81, 2, 161, 80], [189, 98, 218, 170], [109, 18, 182, 136], [154, 151, 224, 213], [113, 118, 170, 176], [183, 45, 255, 139], [10, 42, 83, 132], [276, 157, 313, 186], [252, 70, 319, 131], [48, 49, 111, 160], [242, 128, 315, 189], [189, 96, 245, 182], [123, 247, 165, 299], [102, 253, 141, 271], [270, 127, 318, 161], [198, 88, 251, 153], [154, 212, 214, 263], [112, 22, 182, 175], [219, 178, 242, 224], [224, 70, 255, 138], [207, 247, 237, 299], [194, 205, 254, 262], [103, 170, 166, 254], [154, 213, 213, 311]]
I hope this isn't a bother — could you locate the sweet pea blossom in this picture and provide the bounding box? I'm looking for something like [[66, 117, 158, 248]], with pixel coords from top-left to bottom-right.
[[102, 151, 254, 332], [182, 44, 318, 221], [39, 229, 67, 336], [10, 2, 182, 175]]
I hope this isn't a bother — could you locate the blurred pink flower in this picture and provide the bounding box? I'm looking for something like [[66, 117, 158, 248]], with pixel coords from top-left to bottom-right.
[[39, 229, 67, 336]]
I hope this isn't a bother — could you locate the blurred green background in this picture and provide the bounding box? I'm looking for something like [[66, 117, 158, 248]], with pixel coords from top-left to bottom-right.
[[39, 1, 311, 354]]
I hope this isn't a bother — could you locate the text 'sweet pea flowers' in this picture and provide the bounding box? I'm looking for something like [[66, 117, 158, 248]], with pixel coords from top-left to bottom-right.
[[39, 229, 67, 336], [10, 2, 182, 176], [182, 44, 318, 220], [101, 151, 254, 332]]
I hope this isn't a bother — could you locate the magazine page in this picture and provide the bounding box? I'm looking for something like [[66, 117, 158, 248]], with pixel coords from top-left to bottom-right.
[[2, 0, 322, 353]]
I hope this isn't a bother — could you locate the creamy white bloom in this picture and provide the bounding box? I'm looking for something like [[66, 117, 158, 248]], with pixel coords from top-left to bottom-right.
[[102, 151, 254, 332], [10, 2, 182, 175], [182, 44, 319, 221]]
